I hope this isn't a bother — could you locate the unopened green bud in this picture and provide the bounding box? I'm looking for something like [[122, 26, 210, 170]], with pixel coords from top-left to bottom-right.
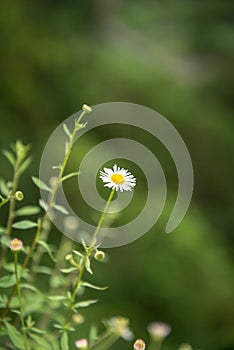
[[82, 104, 92, 113], [65, 254, 72, 261], [94, 250, 105, 261], [15, 191, 24, 201]]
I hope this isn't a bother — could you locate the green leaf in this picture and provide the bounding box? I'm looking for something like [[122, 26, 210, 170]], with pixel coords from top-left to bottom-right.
[[39, 198, 49, 211], [12, 220, 38, 229], [15, 205, 41, 216], [38, 240, 56, 262], [0, 178, 9, 196], [37, 266, 53, 275], [18, 156, 32, 175], [29, 332, 51, 349], [30, 327, 46, 334], [4, 322, 25, 349], [0, 294, 19, 308], [48, 295, 66, 301], [60, 172, 79, 183], [53, 204, 69, 215], [0, 226, 6, 234], [32, 176, 52, 192], [73, 299, 98, 309], [82, 238, 89, 253], [73, 250, 84, 258], [82, 282, 108, 291], [0, 275, 16, 288], [85, 256, 93, 275], [63, 123, 71, 138], [0, 235, 10, 247], [2, 150, 15, 167], [60, 332, 69, 350], [20, 283, 43, 296], [60, 267, 78, 274]]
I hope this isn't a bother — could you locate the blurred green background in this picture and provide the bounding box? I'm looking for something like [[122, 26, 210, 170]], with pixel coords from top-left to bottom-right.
[[0, 0, 234, 349]]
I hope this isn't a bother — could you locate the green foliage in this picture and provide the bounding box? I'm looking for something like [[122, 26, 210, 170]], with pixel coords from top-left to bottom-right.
[[32, 177, 52, 193], [12, 220, 38, 229], [0, 1, 233, 347]]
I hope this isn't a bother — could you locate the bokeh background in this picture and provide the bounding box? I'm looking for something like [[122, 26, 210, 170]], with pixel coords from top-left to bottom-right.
[[0, 1, 234, 349]]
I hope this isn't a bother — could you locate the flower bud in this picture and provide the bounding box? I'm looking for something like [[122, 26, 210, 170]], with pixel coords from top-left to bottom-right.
[[65, 254, 72, 261], [147, 322, 171, 341], [134, 339, 146, 350], [73, 313, 85, 324], [82, 104, 92, 113], [75, 338, 88, 349], [10, 238, 23, 252], [94, 250, 105, 261], [15, 191, 24, 201]]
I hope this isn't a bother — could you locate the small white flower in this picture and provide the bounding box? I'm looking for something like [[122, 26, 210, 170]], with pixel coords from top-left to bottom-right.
[[100, 164, 136, 192]]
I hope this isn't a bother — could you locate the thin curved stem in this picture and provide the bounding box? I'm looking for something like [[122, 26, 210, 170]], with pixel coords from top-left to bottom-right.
[[14, 253, 28, 350], [63, 189, 115, 328]]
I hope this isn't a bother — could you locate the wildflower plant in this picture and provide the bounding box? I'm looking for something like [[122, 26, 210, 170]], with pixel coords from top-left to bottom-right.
[[0, 104, 194, 349]]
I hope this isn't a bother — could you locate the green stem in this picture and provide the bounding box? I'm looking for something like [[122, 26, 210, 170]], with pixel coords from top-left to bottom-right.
[[14, 253, 28, 350], [148, 340, 163, 350], [63, 189, 115, 328], [0, 160, 20, 274], [89, 189, 115, 247], [1, 109, 88, 322]]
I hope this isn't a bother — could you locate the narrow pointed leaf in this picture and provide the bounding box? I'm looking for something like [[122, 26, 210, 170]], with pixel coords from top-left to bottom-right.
[[60, 267, 78, 274], [2, 150, 15, 167], [29, 332, 50, 349], [82, 282, 108, 291], [48, 295, 66, 301], [0, 275, 16, 288], [63, 124, 71, 138], [39, 199, 49, 211], [38, 240, 56, 262], [0, 178, 9, 196], [85, 257, 93, 275], [60, 332, 69, 350], [4, 322, 25, 349], [12, 220, 38, 229], [53, 204, 69, 215], [73, 299, 98, 309], [18, 156, 32, 175], [15, 205, 40, 216], [20, 283, 43, 296], [32, 176, 52, 192], [73, 250, 84, 258]]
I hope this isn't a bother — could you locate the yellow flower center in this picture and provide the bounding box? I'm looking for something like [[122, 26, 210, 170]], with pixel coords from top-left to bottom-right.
[[111, 173, 125, 185]]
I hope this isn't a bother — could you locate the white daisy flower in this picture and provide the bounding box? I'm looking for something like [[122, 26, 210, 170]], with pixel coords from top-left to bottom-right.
[[100, 164, 136, 192]]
